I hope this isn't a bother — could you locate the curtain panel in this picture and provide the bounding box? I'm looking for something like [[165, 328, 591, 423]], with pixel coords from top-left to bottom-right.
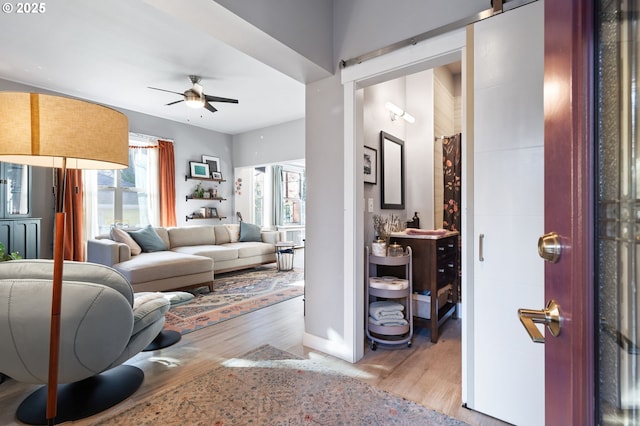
[[442, 133, 461, 233], [158, 140, 176, 227]]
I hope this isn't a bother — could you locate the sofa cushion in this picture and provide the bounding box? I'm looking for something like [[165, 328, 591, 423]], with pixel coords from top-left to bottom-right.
[[226, 242, 276, 258], [224, 224, 240, 243], [154, 227, 171, 249], [172, 245, 239, 262], [110, 227, 142, 256], [214, 225, 231, 245], [113, 251, 212, 284], [127, 225, 168, 252], [168, 226, 215, 248], [239, 222, 262, 242]]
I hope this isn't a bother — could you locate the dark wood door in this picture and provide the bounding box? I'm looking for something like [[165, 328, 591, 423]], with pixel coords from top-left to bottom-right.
[[544, 1, 595, 424]]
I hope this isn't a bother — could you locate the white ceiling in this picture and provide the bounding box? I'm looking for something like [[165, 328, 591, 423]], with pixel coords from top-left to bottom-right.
[[0, 0, 306, 135]]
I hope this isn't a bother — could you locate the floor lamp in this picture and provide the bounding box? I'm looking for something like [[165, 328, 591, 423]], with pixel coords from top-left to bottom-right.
[[0, 92, 129, 425]]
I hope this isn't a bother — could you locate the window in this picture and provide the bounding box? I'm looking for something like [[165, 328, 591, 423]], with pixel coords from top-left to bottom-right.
[[88, 135, 159, 236], [253, 167, 265, 227], [282, 168, 304, 225]]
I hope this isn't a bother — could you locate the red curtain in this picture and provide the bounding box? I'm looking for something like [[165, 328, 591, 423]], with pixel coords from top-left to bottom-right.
[[57, 169, 84, 261], [158, 140, 177, 227]]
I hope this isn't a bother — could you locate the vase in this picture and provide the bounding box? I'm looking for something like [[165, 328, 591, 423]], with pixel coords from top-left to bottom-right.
[[372, 239, 387, 256]]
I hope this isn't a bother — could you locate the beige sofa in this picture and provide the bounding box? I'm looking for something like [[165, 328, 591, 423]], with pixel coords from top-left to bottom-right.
[[86, 224, 278, 293]]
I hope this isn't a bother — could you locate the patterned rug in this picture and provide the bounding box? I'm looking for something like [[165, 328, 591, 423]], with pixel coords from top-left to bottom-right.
[[164, 266, 304, 335], [96, 344, 468, 425]]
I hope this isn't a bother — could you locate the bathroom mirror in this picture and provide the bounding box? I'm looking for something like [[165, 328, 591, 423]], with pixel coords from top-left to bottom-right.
[[380, 131, 405, 209]]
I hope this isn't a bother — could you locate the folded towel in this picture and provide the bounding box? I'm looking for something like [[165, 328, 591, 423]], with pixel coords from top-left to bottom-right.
[[369, 300, 404, 320], [370, 300, 404, 312], [369, 276, 409, 290], [369, 317, 409, 327], [370, 310, 405, 321]]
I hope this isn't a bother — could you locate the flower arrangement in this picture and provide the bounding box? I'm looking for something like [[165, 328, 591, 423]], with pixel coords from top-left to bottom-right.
[[372, 214, 404, 242]]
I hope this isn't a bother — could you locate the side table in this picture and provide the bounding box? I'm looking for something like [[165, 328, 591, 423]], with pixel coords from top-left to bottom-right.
[[275, 241, 295, 271]]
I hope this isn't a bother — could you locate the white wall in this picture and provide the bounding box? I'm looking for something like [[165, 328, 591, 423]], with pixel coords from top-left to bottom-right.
[[303, 73, 346, 352], [232, 118, 305, 168], [362, 78, 408, 245], [333, 0, 487, 66], [233, 166, 254, 223], [406, 69, 436, 230], [213, 0, 333, 73]]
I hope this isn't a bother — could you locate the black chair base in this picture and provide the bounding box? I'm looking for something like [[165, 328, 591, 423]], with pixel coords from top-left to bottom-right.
[[142, 329, 181, 351], [16, 364, 144, 425]]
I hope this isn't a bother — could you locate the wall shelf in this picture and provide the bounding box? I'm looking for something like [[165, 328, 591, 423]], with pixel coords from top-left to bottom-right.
[[185, 215, 227, 222], [185, 175, 226, 183], [185, 195, 227, 202]]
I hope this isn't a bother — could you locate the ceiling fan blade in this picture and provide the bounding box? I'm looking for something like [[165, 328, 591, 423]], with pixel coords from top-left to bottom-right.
[[166, 99, 184, 106], [204, 95, 238, 104], [204, 102, 218, 113], [148, 87, 184, 96]]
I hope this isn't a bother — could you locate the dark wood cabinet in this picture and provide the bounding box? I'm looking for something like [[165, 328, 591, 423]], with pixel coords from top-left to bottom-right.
[[389, 231, 459, 343], [0, 218, 41, 259], [0, 163, 41, 258]]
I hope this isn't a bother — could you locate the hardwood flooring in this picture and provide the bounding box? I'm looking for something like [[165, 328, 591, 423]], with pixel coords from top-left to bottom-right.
[[0, 263, 507, 425]]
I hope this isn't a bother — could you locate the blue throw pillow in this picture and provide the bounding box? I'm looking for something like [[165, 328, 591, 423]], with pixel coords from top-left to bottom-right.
[[239, 222, 262, 242], [127, 225, 167, 252]]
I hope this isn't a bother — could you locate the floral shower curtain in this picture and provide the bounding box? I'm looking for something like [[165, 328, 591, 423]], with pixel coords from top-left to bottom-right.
[[442, 133, 461, 232]]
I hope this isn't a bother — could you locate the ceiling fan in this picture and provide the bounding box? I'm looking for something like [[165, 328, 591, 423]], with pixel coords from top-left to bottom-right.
[[148, 75, 238, 113]]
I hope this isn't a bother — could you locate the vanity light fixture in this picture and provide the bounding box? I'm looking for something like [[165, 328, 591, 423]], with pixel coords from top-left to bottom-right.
[[385, 102, 415, 123]]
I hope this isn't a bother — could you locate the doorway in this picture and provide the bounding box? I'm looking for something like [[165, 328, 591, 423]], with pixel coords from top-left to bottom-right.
[[343, 2, 545, 425]]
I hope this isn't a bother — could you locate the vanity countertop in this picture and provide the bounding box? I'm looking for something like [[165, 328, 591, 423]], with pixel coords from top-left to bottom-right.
[[390, 229, 459, 240]]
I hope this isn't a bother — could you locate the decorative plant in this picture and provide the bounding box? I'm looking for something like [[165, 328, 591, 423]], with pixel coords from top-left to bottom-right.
[[372, 214, 404, 242], [194, 182, 205, 198], [0, 242, 21, 261]]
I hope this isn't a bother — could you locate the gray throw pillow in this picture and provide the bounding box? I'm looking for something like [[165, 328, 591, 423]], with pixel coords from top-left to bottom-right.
[[127, 225, 168, 252], [239, 222, 262, 242]]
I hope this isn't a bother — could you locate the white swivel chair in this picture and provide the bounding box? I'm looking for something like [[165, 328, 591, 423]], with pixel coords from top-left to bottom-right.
[[0, 260, 170, 425]]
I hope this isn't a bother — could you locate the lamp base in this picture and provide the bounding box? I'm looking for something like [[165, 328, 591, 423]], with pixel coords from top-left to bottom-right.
[[142, 329, 181, 351], [16, 365, 144, 425]]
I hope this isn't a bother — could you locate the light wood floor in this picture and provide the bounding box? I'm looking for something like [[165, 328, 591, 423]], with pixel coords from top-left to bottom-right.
[[0, 254, 508, 425]]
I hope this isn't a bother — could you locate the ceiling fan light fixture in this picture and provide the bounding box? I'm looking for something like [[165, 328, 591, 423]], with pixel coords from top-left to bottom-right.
[[184, 90, 204, 108]]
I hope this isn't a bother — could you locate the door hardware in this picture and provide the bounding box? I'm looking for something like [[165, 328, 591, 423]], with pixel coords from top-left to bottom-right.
[[479, 233, 485, 262], [518, 299, 561, 343], [538, 232, 561, 263]]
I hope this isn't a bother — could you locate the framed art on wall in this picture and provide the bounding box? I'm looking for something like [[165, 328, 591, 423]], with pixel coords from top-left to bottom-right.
[[202, 155, 221, 173], [364, 146, 377, 184], [189, 161, 210, 179]]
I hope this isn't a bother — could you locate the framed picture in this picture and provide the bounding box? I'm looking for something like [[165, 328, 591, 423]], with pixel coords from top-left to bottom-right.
[[207, 207, 218, 218], [364, 146, 377, 184], [202, 155, 221, 173], [189, 161, 210, 179], [211, 171, 223, 180]]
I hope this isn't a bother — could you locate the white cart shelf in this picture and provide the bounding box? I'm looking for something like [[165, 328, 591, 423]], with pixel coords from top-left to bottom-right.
[[365, 246, 413, 350]]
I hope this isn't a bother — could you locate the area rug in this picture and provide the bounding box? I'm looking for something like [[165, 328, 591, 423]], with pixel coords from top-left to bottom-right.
[[97, 344, 468, 425], [164, 266, 304, 335]]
